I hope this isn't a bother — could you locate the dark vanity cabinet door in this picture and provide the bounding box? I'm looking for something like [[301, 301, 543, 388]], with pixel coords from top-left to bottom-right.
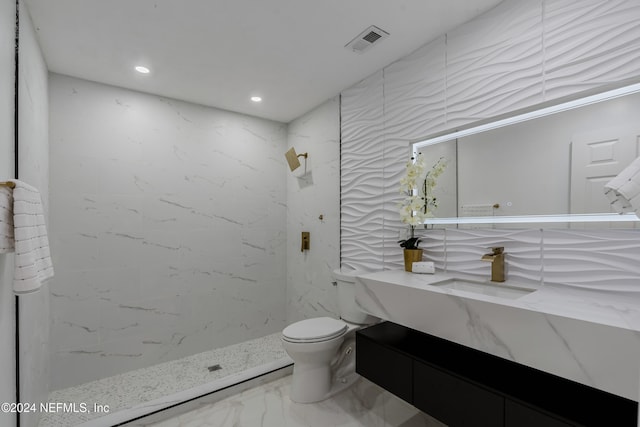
[[414, 361, 504, 427], [356, 331, 413, 402], [505, 400, 575, 427]]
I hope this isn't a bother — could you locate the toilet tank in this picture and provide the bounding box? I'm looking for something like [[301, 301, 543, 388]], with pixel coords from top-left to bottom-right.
[[333, 268, 377, 325]]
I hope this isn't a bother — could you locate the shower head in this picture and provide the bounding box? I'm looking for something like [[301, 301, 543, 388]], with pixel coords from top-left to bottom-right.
[[285, 147, 308, 172]]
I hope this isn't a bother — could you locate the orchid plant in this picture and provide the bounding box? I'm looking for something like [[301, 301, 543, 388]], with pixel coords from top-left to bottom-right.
[[398, 152, 447, 249]]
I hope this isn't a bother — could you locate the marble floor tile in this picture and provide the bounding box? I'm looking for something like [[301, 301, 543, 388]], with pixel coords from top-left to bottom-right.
[[146, 375, 445, 427]]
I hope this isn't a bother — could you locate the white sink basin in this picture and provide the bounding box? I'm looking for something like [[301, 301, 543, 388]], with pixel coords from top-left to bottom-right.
[[431, 278, 535, 300]]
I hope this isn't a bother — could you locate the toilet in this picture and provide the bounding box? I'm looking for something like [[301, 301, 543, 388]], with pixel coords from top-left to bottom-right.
[[281, 268, 378, 403]]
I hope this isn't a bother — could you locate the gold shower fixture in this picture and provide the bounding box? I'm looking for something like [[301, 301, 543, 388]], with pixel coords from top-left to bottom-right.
[[285, 147, 308, 172]]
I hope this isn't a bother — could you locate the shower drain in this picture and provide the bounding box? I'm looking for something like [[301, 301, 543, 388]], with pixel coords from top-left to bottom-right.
[[207, 364, 222, 372]]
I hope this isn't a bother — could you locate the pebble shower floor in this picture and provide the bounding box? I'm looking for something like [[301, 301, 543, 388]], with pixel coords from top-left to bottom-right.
[[39, 332, 288, 426]]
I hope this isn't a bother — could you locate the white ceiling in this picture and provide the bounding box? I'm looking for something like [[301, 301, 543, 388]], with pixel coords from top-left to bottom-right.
[[23, 0, 503, 123]]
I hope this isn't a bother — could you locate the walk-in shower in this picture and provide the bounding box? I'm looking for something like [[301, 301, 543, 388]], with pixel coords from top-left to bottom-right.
[[41, 74, 293, 425]]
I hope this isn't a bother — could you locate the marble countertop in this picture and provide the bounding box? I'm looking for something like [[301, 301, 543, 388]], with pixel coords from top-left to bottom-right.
[[357, 270, 640, 332], [355, 270, 640, 401]]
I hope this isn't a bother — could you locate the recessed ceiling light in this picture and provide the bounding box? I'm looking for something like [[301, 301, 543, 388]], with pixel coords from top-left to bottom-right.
[[251, 96, 262, 103], [135, 66, 150, 74]]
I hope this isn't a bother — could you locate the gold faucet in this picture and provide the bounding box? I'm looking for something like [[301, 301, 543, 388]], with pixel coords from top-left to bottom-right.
[[481, 247, 505, 282]]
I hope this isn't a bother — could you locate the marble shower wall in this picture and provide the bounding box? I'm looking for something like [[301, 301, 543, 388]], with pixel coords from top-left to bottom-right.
[[17, 2, 50, 426], [48, 74, 288, 390], [286, 97, 340, 323], [340, 0, 640, 272]]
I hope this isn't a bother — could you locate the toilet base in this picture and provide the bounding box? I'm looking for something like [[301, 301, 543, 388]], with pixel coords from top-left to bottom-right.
[[290, 366, 362, 404], [290, 362, 331, 403], [289, 336, 360, 404]]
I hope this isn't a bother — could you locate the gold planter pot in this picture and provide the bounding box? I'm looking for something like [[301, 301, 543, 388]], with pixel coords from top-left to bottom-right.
[[403, 249, 423, 272]]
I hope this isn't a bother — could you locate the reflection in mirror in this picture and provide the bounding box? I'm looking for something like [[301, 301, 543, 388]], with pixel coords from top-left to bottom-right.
[[415, 141, 457, 219], [414, 83, 640, 227]]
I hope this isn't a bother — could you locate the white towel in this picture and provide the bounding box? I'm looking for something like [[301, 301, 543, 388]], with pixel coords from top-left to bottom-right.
[[0, 180, 54, 294], [604, 157, 640, 218], [0, 185, 15, 253]]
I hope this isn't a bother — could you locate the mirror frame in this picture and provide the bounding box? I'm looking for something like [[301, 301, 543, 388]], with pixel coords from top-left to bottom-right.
[[412, 82, 640, 226]]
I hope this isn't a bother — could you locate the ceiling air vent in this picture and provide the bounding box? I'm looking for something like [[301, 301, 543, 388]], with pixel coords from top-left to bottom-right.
[[345, 25, 390, 53]]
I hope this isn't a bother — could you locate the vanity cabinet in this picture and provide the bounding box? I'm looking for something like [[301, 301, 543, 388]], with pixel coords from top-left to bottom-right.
[[356, 322, 637, 427], [356, 328, 412, 402], [413, 360, 505, 426], [504, 400, 574, 427]]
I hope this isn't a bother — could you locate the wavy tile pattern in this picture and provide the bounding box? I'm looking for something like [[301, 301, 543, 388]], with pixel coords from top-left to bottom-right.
[[446, 0, 545, 128], [382, 38, 448, 269], [404, 228, 640, 290], [340, 72, 385, 271], [543, 0, 640, 100], [413, 229, 446, 270], [340, 0, 640, 275], [542, 229, 640, 291], [443, 229, 544, 284], [383, 37, 447, 142]]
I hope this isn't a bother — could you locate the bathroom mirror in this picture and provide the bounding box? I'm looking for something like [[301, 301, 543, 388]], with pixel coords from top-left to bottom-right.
[[414, 83, 640, 227]]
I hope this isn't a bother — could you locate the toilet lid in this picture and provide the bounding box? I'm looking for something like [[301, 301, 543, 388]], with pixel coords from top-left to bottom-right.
[[282, 317, 348, 343]]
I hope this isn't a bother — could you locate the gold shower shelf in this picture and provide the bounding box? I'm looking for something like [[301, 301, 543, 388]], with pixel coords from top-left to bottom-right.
[[0, 181, 15, 188]]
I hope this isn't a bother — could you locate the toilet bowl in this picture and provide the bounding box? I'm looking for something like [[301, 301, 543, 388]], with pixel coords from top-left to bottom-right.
[[281, 269, 378, 403]]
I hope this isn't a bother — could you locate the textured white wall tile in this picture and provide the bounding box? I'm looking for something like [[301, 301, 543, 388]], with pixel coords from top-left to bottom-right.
[[542, 229, 640, 291], [445, 0, 544, 128], [543, 0, 640, 101], [340, 0, 640, 281], [49, 74, 288, 389], [382, 37, 448, 270], [340, 71, 386, 272], [384, 36, 447, 142], [415, 229, 447, 270], [443, 229, 543, 284]]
